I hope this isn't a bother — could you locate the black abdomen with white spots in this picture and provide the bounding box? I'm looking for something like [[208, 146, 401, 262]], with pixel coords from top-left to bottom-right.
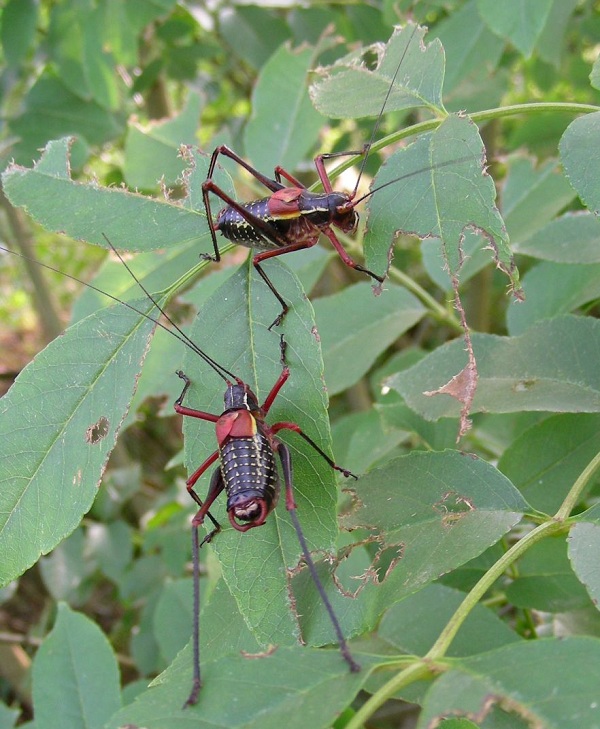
[[215, 198, 320, 251], [220, 433, 280, 521]]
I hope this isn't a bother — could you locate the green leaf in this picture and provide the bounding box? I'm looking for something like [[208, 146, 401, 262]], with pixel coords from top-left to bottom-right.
[[568, 522, 600, 607], [179, 259, 342, 646], [314, 282, 425, 396], [219, 6, 291, 71], [332, 409, 408, 474], [505, 537, 591, 612], [123, 93, 203, 190], [8, 74, 124, 166], [0, 0, 38, 68], [507, 261, 600, 335], [502, 157, 577, 243], [422, 230, 493, 291], [560, 112, 600, 214], [498, 414, 600, 514], [107, 645, 369, 729], [198, 578, 262, 666], [129, 563, 169, 651], [364, 114, 518, 294], [1, 138, 211, 254], [32, 603, 121, 729], [476, 0, 553, 57], [328, 451, 527, 634], [47, 1, 120, 109], [536, 0, 579, 67], [0, 302, 156, 585], [434, 1, 505, 98], [286, 246, 334, 294], [377, 395, 460, 451], [70, 241, 201, 323], [379, 584, 522, 656], [154, 579, 194, 663], [38, 528, 94, 604], [310, 24, 445, 118], [244, 43, 323, 172], [513, 212, 600, 264], [438, 543, 506, 594], [419, 637, 600, 728], [573, 503, 600, 524], [87, 520, 134, 583], [391, 316, 600, 421]]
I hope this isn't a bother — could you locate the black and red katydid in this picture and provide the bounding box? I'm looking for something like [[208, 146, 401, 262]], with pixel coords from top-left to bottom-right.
[[173, 338, 359, 706], [0, 242, 359, 707], [201, 24, 464, 329]]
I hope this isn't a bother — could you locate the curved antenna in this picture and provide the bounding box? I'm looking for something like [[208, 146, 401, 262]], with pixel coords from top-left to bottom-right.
[[100, 235, 237, 383], [0, 243, 237, 384], [352, 154, 475, 207], [352, 23, 420, 198]]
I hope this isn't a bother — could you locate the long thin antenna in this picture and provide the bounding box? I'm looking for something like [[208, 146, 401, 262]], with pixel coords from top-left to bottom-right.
[[352, 154, 475, 206], [101, 235, 237, 383], [0, 243, 236, 384], [352, 23, 420, 197]]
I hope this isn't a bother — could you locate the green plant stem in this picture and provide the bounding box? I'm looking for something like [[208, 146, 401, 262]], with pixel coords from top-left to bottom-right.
[[340, 233, 462, 331], [555, 449, 600, 521], [423, 519, 558, 657], [319, 101, 600, 182], [160, 242, 235, 298], [423, 452, 600, 659], [346, 661, 433, 729], [349, 520, 559, 727], [386, 264, 461, 332], [349, 449, 600, 726]]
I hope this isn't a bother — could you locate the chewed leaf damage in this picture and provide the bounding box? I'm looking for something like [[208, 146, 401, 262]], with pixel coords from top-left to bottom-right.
[[85, 416, 110, 444]]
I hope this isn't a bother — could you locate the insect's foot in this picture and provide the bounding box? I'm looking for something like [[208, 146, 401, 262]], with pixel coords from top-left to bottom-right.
[[268, 310, 287, 330], [355, 264, 384, 284], [183, 679, 202, 709], [340, 644, 361, 673], [349, 658, 361, 673], [199, 526, 220, 547], [341, 468, 358, 480], [200, 252, 217, 262]]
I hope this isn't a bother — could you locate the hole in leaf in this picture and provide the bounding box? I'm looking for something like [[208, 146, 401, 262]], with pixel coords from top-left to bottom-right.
[[433, 490, 475, 527], [85, 416, 109, 444]]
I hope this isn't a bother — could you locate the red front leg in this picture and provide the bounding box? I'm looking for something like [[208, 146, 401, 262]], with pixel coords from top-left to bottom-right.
[[174, 370, 220, 423], [321, 227, 384, 283], [260, 365, 291, 415]]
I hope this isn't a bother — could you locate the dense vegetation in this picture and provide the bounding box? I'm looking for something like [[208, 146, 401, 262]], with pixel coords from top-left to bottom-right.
[[1, 1, 600, 727]]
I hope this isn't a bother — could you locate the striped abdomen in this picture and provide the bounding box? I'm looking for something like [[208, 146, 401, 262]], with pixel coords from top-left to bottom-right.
[[220, 432, 280, 524], [215, 197, 321, 251]]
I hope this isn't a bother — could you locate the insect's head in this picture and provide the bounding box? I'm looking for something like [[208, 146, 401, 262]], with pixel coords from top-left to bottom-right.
[[228, 495, 271, 532], [332, 193, 360, 234], [224, 380, 260, 412]]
